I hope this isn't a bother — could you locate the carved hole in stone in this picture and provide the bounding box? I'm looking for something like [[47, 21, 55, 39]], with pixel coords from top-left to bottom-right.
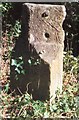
[[42, 12, 48, 17], [45, 32, 50, 38]]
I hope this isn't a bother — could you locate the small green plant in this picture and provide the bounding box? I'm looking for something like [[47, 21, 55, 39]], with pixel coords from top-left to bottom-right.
[[11, 56, 25, 80], [12, 20, 21, 38]]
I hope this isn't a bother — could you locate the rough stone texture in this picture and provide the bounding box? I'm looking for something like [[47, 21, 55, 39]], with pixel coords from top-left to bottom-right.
[[10, 3, 66, 101]]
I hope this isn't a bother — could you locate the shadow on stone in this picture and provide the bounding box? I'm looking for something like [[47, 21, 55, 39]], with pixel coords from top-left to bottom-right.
[[10, 5, 50, 101]]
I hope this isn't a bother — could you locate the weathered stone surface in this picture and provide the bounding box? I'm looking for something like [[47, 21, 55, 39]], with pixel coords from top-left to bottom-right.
[[10, 3, 66, 101], [28, 4, 65, 64]]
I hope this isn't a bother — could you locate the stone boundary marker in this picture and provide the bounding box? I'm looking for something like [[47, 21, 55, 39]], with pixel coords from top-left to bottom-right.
[[22, 3, 66, 101], [10, 3, 66, 101]]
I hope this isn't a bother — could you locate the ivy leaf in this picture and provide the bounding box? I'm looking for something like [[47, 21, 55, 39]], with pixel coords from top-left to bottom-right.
[[19, 56, 22, 60], [28, 59, 32, 65], [15, 67, 20, 74], [11, 59, 17, 66]]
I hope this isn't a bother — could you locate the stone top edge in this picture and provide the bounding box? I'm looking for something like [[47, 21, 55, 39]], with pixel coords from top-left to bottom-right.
[[24, 3, 65, 8], [23, 3, 66, 18]]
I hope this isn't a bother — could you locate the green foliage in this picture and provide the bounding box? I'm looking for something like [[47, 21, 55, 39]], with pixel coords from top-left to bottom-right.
[[12, 20, 21, 38], [6, 20, 21, 40], [63, 51, 79, 74], [2, 21, 21, 61], [1, 79, 79, 118], [2, 2, 21, 38], [1, 51, 79, 118], [1, 2, 12, 19], [11, 56, 25, 80], [2, 3, 13, 30]]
